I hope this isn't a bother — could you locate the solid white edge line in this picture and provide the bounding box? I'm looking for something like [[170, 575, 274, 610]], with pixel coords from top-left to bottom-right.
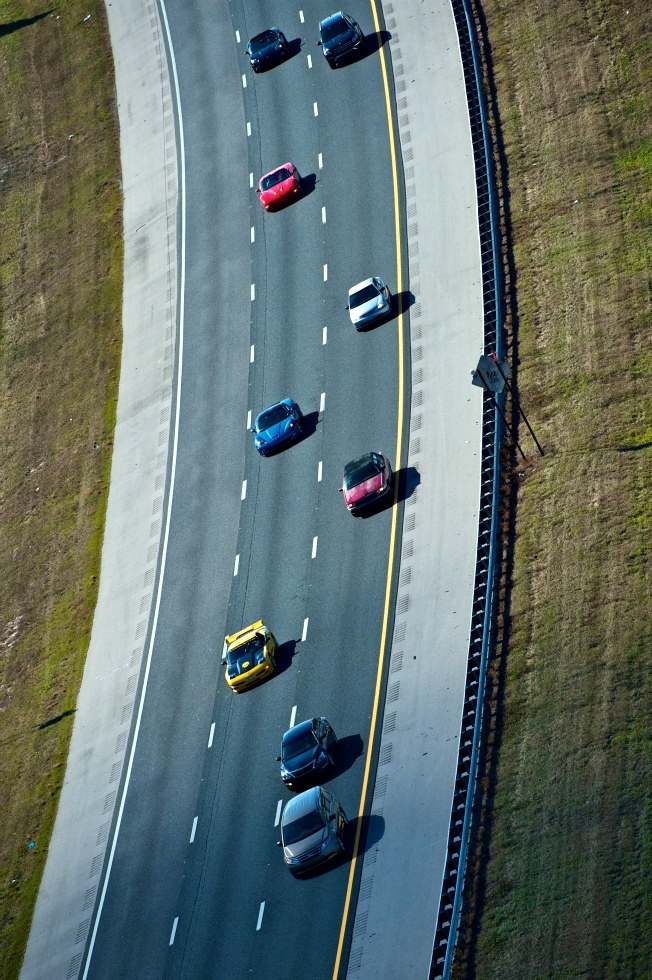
[[312, 536, 318, 558], [190, 816, 198, 843], [274, 799, 283, 826], [318, 460, 323, 482], [256, 901, 265, 931], [169, 916, 179, 945], [208, 722, 215, 748], [82, 4, 186, 975], [302, 618, 309, 641], [290, 704, 297, 728]]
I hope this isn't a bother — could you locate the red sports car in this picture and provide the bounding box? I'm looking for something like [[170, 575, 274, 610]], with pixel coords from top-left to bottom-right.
[[256, 163, 302, 211], [340, 452, 393, 513]]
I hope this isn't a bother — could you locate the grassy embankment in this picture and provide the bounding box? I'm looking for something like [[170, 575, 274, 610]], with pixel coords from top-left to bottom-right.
[[455, 1, 652, 978], [0, 3, 122, 976]]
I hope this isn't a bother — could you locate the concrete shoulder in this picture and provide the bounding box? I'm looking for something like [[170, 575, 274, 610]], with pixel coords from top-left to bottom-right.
[[20, 2, 179, 977], [346, 1, 484, 977]]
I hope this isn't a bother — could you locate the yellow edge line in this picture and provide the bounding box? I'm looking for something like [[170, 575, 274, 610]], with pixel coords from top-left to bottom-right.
[[331, 7, 404, 977]]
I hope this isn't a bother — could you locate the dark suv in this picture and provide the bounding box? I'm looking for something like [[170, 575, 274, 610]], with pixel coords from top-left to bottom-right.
[[317, 12, 365, 67], [277, 717, 338, 788]]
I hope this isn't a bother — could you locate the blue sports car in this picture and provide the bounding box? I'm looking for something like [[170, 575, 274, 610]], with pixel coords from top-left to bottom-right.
[[252, 399, 303, 455]]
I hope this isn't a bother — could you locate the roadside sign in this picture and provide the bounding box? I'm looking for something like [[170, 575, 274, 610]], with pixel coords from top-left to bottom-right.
[[471, 355, 511, 393]]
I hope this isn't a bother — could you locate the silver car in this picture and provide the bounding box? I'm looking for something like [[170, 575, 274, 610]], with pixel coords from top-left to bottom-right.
[[346, 276, 391, 329], [278, 786, 347, 875]]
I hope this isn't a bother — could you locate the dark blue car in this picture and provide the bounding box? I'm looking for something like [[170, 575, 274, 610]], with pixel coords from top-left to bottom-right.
[[252, 398, 303, 455], [246, 28, 289, 72]]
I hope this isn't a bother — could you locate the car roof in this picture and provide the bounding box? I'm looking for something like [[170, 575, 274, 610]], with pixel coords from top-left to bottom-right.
[[320, 11, 348, 27], [259, 162, 294, 181], [281, 786, 321, 825], [349, 277, 377, 295], [250, 27, 280, 42], [282, 718, 315, 743]]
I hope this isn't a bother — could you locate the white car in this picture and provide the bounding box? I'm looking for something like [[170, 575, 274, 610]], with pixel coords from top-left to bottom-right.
[[346, 277, 391, 330]]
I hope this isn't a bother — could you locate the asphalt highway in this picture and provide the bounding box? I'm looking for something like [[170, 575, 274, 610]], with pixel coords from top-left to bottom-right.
[[86, 0, 406, 978]]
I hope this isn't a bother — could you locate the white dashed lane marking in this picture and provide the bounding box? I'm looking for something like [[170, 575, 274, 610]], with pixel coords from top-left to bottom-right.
[[320, 392, 325, 412], [249, 172, 254, 188], [302, 618, 309, 642], [290, 705, 297, 728], [322, 326, 327, 344], [256, 902, 265, 931], [251, 226, 255, 243], [312, 536, 318, 559], [318, 460, 323, 482], [313, 102, 318, 116], [233, 554, 240, 576], [208, 723, 215, 748], [250, 284, 255, 301], [318, 152, 323, 169], [275, 799, 283, 826], [250, 344, 255, 362], [323, 264, 328, 281], [235, 29, 240, 42], [299, 9, 304, 22], [322, 206, 326, 224], [247, 409, 252, 429], [247, 121, 251, 136], [241, 480, 247, 500], [242, 74, 247, 88], [169, 917, 179, 946], [307, 54, 312, 68], [190, 817, 198, 843]]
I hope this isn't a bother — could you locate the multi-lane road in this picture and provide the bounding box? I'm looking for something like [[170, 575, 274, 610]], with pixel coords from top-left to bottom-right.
[[87, 0, 407, 977]]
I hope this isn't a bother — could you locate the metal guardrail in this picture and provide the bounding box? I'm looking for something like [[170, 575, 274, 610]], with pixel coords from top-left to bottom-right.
[[428, 0, 504, 977]]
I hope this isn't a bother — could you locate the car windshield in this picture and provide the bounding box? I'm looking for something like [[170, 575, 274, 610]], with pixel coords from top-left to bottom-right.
[[283, 809, 326, 845], [227, 634, 264, 666], [321, 16, 350, 41], [343, 453, 383, 490], [260, 168, 292, 191], [350, 283, 380, 308], [249, 31, 278, 52], [256, 403, 291, 431], [283, 725, 317, 760]]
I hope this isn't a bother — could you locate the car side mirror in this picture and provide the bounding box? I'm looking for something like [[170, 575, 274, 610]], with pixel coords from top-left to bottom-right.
[[276, 841, 282, 847], [317, 39, 322, 45], [344, 305, 350, 310], [275, 756, 282, 762], [338, 487, 343, 492], [255, 187, 261, 193], [250, 427, 256, 433]]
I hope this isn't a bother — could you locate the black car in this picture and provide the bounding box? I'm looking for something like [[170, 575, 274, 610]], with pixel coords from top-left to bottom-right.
[[277, 718, 338, 788], [246, 28, 289, 72], [317, 11, 365, 67]]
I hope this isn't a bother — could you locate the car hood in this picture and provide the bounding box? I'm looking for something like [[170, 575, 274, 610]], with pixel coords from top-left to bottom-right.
[[283, 746, 320, 774], [344, 472, 384, 504], [284, 825, 328, 859], [323, 26, 356, 49], [227, 651, 263, 678], [260, 178, 293, 202], [257, 418, 290, 444], [351, 295, 383, 321]]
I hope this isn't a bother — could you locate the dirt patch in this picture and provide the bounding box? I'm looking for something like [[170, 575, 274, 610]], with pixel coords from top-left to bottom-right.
[[0, 2, 122, 975], [454, 1, 652, 978]]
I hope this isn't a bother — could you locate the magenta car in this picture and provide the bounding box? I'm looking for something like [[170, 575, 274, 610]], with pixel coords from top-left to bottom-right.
[[340, 452, 392, 513]]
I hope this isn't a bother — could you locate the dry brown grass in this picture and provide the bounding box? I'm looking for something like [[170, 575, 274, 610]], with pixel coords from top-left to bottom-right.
[[454, 1, 652, 978], [0, 3, 122, 976]]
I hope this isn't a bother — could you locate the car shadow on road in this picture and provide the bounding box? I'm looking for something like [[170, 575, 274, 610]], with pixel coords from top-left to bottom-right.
[[286, 37, 303, 58], [300, 172, 317, 198], [274, 639, 299, 678], [357, 290, 415, 332], [330, 733, 364, 779], [297, 409, 320, 442], [333, 30, 391, 67], [358, 465, 421, 518]]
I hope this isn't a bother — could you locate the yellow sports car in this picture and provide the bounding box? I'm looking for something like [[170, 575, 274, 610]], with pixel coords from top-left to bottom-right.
[[221, 620, 277, 692]]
